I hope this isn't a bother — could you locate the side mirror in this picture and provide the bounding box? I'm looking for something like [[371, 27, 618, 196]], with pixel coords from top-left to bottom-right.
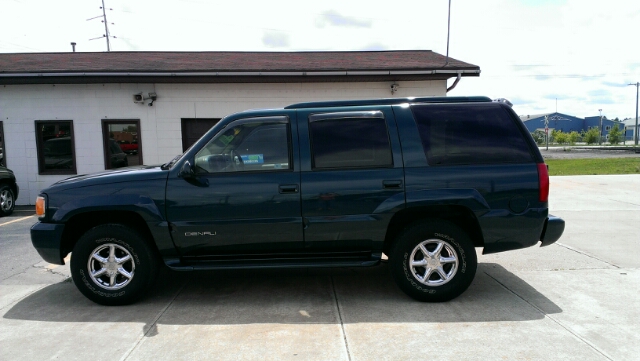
[[179, 160, 195, 178]]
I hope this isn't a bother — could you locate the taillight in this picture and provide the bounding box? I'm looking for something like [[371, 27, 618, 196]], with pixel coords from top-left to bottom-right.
[[35, 196, 46, 217], [537, 163, 549, 202]]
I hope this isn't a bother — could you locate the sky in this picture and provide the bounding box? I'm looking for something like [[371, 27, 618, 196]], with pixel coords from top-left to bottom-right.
[[2, 0, 640, 121]]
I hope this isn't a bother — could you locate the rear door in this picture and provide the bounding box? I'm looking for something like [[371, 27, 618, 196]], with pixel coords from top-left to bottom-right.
[[296, 107, 405, 255]]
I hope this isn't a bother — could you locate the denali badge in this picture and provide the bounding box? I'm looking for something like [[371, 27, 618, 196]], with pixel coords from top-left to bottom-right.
[[185, 232, 217, 236]]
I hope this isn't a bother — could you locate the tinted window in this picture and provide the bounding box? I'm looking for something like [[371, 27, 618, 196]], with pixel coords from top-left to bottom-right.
[[35, 120, 77, 175], [310, 115, 392, 169], [412, 104, 533, 166]]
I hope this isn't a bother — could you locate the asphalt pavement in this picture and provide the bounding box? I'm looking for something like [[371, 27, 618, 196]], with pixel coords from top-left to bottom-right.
[[0, 175, 638, 361]]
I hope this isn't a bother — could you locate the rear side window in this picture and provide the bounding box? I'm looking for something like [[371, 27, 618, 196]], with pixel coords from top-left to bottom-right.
[[411, 104, 533, 166], [309, 111, 392, 169]]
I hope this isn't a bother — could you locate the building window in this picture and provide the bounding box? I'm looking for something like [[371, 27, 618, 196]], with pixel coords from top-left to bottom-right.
[[0, 121, 5, 167], [102, 120, 142, 169], [605, 125, 611, 131], [35, 120, 77, 175]]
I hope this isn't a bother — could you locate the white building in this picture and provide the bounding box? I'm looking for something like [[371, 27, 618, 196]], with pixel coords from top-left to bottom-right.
[[0, 50, 480, 205]]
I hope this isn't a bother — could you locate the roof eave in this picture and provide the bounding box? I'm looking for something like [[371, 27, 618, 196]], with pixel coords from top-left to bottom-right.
[[0, 69, 480, 85]]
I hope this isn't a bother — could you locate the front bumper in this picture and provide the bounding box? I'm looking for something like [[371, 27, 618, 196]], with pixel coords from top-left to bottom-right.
[[30, 221, 66, 265], [540, 215, 565, 247]]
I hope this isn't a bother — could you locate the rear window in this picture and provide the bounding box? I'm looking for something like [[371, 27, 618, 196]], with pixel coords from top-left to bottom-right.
[[411, 104, 533, 166]]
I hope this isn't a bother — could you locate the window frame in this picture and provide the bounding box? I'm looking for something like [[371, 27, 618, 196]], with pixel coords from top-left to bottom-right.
[[35, 120, 77, 175]]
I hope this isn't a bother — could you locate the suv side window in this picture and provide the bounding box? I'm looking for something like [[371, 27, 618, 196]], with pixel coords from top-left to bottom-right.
[[309, 111, 392, 169], [195, 117, 291, 173], [411, 104, 533, 166]]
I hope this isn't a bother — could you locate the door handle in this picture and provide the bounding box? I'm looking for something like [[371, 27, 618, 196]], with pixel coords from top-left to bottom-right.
[[383, 180, 403, 189], [279, 184, 299, 194]]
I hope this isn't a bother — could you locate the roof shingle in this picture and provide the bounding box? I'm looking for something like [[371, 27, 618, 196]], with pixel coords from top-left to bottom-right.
[[0, 50, 478, 74]]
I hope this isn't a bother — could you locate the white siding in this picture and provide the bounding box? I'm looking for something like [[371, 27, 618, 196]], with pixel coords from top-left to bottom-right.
[[0, 80, 445, 205]]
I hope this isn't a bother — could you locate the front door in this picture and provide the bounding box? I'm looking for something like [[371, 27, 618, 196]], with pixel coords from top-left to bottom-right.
[[166, 115, 303, 259]]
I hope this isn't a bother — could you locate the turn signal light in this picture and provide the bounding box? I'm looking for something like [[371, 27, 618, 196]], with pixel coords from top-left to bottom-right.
[[35, 196, 46, 217]]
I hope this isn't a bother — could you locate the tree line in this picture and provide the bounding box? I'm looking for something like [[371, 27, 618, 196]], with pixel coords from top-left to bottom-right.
[[531, 124, 623, 145]]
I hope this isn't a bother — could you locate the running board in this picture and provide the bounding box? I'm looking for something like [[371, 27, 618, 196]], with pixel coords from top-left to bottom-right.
[[165, 254, 382, 271]]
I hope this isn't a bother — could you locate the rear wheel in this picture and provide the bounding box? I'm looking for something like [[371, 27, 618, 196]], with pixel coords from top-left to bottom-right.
[[70, 224, 158, 305], [390, 220, 477, 302]]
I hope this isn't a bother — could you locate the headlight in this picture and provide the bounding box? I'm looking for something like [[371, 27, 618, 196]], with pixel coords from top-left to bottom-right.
[[35, 196, 46, 218]]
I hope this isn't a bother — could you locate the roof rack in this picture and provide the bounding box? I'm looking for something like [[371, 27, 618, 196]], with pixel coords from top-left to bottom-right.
[[285, 96, 492, 109]]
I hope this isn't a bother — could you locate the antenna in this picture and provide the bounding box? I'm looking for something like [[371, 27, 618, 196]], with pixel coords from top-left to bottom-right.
[[87, 0, 116, 51], [444, 0, 451, 67]]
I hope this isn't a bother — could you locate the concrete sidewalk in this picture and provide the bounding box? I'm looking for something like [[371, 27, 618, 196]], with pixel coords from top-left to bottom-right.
[[1, 175, 639, 361]]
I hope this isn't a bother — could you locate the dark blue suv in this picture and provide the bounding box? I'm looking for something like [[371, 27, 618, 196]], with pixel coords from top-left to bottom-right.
[[31, 96, 564, 305]]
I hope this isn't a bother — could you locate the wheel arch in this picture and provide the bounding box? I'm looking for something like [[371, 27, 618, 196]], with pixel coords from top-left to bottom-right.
[[383, 205, 484, 255], [60, 210, 159, 261], [0, 178, 17, 196]]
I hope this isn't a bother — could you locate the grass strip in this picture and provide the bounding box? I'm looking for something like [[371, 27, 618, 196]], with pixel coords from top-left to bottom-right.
[[545, 158, 640, 176]]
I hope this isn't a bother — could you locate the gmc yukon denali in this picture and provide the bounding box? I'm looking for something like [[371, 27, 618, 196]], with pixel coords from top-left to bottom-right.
[[30, 96, 565, 305]]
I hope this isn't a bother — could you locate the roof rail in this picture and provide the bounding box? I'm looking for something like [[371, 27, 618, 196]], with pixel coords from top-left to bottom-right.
[[285, 96, 492, 109], [493, 98, 513, 107]]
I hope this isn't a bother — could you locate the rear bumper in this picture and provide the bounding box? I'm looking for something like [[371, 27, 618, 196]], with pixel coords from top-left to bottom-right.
[[540, 215, 565, 247], [30, 221, 66, 265]]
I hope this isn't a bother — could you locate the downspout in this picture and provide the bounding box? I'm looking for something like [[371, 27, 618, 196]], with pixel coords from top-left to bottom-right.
[[446, 72, 462, 93]]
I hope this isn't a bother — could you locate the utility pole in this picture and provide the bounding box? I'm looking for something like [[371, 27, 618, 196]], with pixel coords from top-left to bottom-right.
[[87, 0, 116, 51], [629, 82, 639, 146], [101, 0, 110, 51]]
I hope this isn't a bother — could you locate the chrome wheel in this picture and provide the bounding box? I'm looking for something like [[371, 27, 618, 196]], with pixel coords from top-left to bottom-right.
[[87, 243, 135, 290], [408, 239, 459, 287], [0, 188, 13, 212]]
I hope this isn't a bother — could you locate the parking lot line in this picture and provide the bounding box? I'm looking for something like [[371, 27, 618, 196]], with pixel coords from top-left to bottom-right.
[[0, 215, 35, 227]]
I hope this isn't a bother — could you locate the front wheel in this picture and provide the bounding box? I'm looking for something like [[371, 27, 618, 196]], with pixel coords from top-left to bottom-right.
[[0, 185, 15, 216], [70, 224, 158, 305], [390, 220, 477, 302]]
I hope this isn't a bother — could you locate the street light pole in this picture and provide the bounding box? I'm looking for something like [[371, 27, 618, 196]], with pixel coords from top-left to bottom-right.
[[629, 82, 639, 146], [599, 109, 603, 145]]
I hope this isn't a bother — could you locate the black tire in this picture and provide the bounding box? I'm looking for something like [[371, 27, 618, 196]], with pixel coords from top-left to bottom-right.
[[70, 224, 158, 306], [390, 220, 477, 302], [0, 185, 15, 217]]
